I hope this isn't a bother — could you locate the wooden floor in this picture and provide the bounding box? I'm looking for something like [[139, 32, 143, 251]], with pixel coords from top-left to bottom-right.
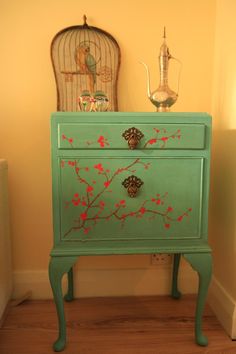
[[0, 295, 235, 354]]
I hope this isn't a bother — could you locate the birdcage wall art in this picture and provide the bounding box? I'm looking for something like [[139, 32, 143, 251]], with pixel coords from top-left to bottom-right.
[[51, 16, 121, 112]]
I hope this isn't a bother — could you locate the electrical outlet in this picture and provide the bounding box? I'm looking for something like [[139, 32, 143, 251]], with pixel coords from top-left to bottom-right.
[[151, 253, 172, 266]]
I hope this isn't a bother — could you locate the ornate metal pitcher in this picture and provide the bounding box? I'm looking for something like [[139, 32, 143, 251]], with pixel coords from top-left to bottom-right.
[[141, 28, 181, 112]]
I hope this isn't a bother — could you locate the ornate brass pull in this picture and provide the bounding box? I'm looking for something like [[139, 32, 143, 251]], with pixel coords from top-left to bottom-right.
[[122, 175, 144, 198], [122, 127, 144, 149]]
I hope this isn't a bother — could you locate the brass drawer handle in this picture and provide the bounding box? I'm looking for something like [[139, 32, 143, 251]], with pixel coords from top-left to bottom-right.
[[122, 175, 144, 198], [122, 127, 144, 149]]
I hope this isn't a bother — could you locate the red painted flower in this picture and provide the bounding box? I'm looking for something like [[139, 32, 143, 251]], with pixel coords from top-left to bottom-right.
[[86, 186, 94, 192], [98, 136, 104, 142], [62, 134, 66, 140], [165, 223, 170, 229], [68, 161, 75, 166], [148, 138, 157, 145], [68, 138, 73, 143], [80, 213, 87, 220], [72, 200, 80, 206], [83, 227, 90, 234], [97, 136, 106, 148], [139, 207, 146, 214], [167, 206, 173, 212], [178, 215, 183, 222], [74, 193, 79, 198], [99, 200, 105, 208], [120, 200, 126, 205], [161, 137, 168, 142], [81, 201, 87, 206], [94, 163, 104, 171], [104, 181, 111, 188], [151, 197, 161, 205]]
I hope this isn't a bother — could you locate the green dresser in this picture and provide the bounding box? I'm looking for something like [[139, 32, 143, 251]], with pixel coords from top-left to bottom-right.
[[49, 112, 212, 351]]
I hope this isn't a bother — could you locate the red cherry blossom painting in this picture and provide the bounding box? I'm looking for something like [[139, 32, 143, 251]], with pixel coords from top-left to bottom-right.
[[58, 128, 204, 241], [60, 157, 195, 239], [61, 126, 181, 149]]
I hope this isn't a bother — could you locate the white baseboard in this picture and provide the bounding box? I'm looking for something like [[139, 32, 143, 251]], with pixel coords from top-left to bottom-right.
[[208, 276, 236, 339], [12, 264, 197, 299]]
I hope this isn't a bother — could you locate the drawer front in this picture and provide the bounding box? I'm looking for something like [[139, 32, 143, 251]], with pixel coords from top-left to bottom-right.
[[58, 156, 203, 242], [58, 123, 206, 150]]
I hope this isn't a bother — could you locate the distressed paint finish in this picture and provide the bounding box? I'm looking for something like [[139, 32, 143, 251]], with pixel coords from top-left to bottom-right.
[[49, 112, 212, 351]]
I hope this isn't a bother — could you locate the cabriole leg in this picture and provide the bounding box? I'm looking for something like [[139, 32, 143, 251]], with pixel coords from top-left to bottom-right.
[[183, 252, 212, 346], [49, 256, 77, 352], [64, 267, 74, 302], [171, 253, 181, 299]]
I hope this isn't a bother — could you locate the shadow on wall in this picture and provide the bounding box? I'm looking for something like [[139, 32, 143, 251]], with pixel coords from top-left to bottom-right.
[[209, 129, 236, 293]]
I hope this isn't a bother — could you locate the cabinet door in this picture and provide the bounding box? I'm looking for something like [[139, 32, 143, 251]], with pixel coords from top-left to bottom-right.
[[58, 156, 204, 242]]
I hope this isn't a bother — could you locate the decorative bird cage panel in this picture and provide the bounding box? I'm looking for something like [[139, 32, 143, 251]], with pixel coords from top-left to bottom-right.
[[51, 17, 121, 112]]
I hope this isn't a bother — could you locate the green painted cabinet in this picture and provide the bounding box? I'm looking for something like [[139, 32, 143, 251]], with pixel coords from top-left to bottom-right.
[[49, 112, 212, 351]]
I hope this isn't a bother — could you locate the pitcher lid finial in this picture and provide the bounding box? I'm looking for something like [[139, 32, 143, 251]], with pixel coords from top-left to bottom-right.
[[83, 14, 89, 27]]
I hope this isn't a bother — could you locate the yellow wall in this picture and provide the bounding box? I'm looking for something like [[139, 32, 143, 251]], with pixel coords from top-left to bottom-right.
[[211, 0, 236, 299], [1, 0, 216, 297], [208, 0, 236, 337]]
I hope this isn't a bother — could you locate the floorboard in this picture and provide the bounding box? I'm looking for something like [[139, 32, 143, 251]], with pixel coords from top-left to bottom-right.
[[0, 295, 235, 354]]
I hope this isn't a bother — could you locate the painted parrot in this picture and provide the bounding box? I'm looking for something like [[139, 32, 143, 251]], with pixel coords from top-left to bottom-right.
[[75, 44, 96, 93]]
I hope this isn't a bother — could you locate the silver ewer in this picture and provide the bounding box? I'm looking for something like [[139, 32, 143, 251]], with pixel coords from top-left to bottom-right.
[[141, 28, 181, 112]]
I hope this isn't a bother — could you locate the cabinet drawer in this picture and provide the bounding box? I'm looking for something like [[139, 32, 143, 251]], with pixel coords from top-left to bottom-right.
[[58, 156, 204, 243], [58, 123, 206, 150]]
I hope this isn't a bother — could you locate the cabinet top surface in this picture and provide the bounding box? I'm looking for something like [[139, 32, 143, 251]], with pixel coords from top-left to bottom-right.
[[51, 112, 212, 124]]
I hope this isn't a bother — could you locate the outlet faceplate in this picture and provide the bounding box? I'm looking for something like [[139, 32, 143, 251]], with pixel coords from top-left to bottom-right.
[[151, 253, 172, 265]]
